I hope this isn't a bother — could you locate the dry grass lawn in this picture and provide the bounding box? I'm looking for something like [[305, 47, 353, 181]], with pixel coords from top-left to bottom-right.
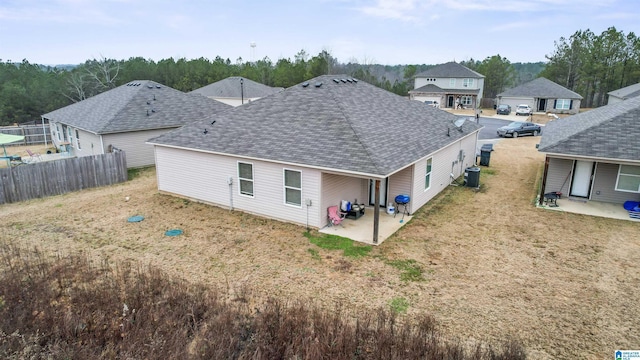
[[1, 136, 639, 359]]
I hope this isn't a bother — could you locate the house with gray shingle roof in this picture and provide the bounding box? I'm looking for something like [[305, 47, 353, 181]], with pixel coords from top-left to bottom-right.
[[607, 82, 640, 105], [497, 77, 583, 115], [409, 62, 485, 109], [538, 95, 640, 206], [42, 80, 232, 168], [148, 75, 482, 244], [190, 76, 283, 106]]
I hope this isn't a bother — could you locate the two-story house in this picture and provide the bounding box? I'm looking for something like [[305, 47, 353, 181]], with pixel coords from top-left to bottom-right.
[[409, 62, 485, 109]]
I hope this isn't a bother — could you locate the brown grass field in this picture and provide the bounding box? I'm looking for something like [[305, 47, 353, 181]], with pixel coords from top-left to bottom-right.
[[1, 132, 639, 359]]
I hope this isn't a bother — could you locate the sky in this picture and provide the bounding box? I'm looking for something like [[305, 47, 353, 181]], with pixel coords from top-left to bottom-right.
[[0, 0, 638, 66]]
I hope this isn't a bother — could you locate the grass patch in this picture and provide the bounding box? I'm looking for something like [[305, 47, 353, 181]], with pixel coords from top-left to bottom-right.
[[307, 248, 321, 261], [127, 167, 143, 180], [481, 168, 497, 175], [389, 297, 409, 314], [386, 259, 424, 282], [304, 232, 371, 258]]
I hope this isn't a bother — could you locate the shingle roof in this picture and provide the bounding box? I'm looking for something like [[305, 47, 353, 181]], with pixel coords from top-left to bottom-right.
[[538, 95, 640, 160], [409, 84, 479, 95], [608, 82, 640, 100], [149, 75, 482, 177], [414, 62, 484, 79], [42, 80, 232, 134], [190, 76, 283, 98], [497, 77, 583, 99]]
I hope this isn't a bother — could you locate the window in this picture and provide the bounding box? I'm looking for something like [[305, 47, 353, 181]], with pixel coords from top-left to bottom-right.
[[463, 78, 474, 87], [616, 165, 640, 193], [425, 158, 433, 190], [461, 96, 472, 106], [75, 129, 81, 150], [56, 124, 62, 141], [449, 78, 456, 87], [555, 99, 571, 110], [67, 127, 74, 147], [284, 169, 302, 206], [238, 162, 254, 197]]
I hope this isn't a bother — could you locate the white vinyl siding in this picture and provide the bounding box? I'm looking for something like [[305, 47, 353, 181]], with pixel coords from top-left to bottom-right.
[[616, 165, 640, 193], [320, 173, 367, 228], [104, 128, 177, 168], [410, 134, 477, 214], [388, 167, 412, 208], [425, 158, 432, 190], [154, 146, 321, 227], [284, 169, 302, 207], [544, 157, 573, 196], [238, 162, 254, 197]]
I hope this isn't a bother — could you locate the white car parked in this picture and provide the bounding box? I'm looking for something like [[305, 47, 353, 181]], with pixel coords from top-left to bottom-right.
[[515, 104, 533, 116]]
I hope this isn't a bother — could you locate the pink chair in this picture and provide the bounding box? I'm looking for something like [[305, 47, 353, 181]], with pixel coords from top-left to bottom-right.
[[26, 149, 42, 162], [327, 205, 346, 226]]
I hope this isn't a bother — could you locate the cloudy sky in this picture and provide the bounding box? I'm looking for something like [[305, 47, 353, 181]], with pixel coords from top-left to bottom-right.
[[0, 0, 637, 66]]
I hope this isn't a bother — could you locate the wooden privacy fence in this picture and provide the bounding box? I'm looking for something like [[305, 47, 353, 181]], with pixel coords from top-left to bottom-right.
[[0, 151, 128, 204], [0, 124, 51, 145]]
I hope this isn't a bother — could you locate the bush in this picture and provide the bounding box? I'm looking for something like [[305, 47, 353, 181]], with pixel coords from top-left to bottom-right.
[[0, 243, 526, 359]]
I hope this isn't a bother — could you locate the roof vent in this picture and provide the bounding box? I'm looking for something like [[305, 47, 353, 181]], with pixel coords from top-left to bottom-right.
[[333, 79, 340, 83], [314, 82, 323, 88], [146, 100, 151, 105], [340, 79, 346, 83], [147, 85, 153, 89], [346, 78, 353, 83], [156, 85, 161, 89], [352, 79, 358, 83], [302, 82, 309, 87]]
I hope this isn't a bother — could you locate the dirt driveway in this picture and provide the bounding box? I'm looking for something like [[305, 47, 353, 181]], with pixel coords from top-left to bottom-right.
[[1, 136, 638, 359]]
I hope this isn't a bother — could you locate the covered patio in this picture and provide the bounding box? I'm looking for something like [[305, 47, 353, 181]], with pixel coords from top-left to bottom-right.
[[538, 197, 640, 222], [319, 206, 413, 245]]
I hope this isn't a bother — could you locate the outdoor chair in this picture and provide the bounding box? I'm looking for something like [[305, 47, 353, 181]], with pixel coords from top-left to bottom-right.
[[327, 205, 347, 227], [26, 149, 42, 162]]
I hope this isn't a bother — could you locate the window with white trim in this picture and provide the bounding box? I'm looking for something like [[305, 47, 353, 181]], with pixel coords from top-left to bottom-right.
[[449, 78, 456, 87], [463, 78, 474, 87], [56, 124, 62, 141], [425, 158, 433, 190], [284, 169, 302, 206], [461, 96, 472, 106], [75, 129, 81, 150], [238, 162, 254, 197], [67, 127, 74, 147], [555, 99, 571, 110], [616, 165, 640, 193]]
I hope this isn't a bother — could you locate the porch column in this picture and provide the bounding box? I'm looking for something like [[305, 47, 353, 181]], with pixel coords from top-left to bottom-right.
[[373, 179, 380, 244], [539, 156, 550, 205]]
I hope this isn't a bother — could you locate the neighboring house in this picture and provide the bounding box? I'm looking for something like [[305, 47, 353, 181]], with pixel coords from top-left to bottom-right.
[[148, 75, 482, 244], [607, 82, 640, 104], [190, 76, 283, 106], [42, 80, 232, 168], [497, 77, 582, 115], [409, 62, 485, 109], [538, 95, 640, 206]]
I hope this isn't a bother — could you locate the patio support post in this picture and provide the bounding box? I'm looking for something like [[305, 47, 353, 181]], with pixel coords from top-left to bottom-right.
[[373, 179, 380, 243], [539, 156, 550, 205]]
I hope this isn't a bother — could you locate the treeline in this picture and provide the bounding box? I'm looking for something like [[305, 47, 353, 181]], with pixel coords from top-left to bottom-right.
[[540, 26, 640, 107], [1, 27, 636, 125], [0, 52, 533, 126]]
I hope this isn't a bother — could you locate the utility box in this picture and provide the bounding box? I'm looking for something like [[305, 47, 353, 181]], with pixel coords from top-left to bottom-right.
[[464, 167, 480, 188]]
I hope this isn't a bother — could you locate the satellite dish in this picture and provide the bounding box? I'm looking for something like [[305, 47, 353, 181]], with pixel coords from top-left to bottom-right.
[[453, 118, 466, 128]]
